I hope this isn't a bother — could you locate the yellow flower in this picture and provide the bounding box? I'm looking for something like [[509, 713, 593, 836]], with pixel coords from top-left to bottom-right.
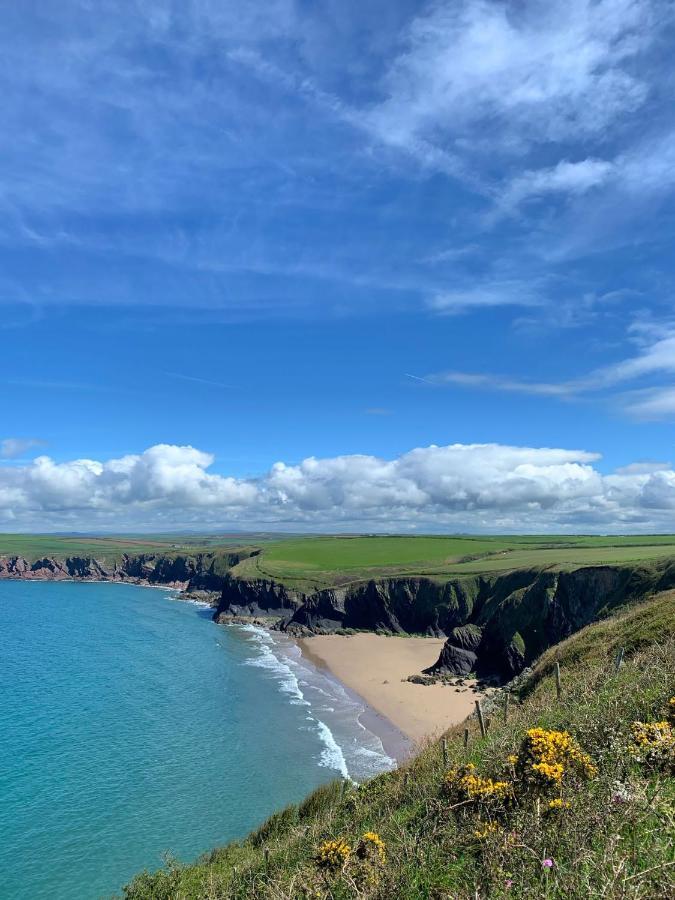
[[357, 832, 386, 865], [316, 838, 351, 871], [472, 820, 499, 840], [507, 754, 518, 766], [629, 719, 675, 770], [532, 761, 564, 784], [446, 765, 513, 802], [547, 798, 571, 810], [517, 727, 597, 784]]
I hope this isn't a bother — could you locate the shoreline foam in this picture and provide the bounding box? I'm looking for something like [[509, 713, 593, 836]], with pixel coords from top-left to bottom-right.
[[234, 623, 400, 781]]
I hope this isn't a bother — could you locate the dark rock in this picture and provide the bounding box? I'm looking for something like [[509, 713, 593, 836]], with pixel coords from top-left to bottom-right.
[[424, 644, 477, 676]]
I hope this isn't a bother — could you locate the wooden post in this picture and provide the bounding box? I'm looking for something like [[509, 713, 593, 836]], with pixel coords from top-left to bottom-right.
[[614, 647, 625, 673], [475, 699, 486, 738], [403, 771, 409, 788], [504, 692, 510, 723], [463, 727, 469, 748], [555, 662, 562, 701], [485, 716, 491, 733], [264, 847, 270, 870], [442, 737, 448, 766]]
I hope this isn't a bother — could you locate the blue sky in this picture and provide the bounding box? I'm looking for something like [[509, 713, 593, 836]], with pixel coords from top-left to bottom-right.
[[2, 0, 675, 532]]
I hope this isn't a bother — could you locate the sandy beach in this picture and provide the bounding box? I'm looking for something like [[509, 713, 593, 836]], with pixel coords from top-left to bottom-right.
[[299, 633, 482, 746]]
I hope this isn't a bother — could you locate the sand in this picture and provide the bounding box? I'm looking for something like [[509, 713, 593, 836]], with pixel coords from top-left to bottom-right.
[[299, 633, 482, 746]]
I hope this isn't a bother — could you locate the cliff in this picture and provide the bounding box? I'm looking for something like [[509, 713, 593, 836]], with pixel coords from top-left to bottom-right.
[[215, 559, 675, 677], [0, 549, 257, 596]]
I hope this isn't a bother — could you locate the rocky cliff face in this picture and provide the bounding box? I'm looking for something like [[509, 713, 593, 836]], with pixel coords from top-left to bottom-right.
[[0, 550, 254, 595], [213, 577, 303, 621], [215, 559, 675, 678]]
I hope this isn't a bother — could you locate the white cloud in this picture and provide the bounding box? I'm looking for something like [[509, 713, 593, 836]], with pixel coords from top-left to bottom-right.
[[429, 280, 543, 314], [621, 386, 675, 419], [498, 159, 615, 212], [423, 322, 675, 417], [369, 0, 658, 160], [0, 437, 45, 459], [2, 440, 675, 532]]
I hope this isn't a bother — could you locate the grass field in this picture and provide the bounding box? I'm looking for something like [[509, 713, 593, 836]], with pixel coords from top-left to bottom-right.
[[0, 533, 277, 563], [231, 534, 675, 590]]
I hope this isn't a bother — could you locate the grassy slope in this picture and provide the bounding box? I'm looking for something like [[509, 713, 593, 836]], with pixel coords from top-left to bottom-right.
[[122, 590, 675, 899], [230, 534, 675, 591]]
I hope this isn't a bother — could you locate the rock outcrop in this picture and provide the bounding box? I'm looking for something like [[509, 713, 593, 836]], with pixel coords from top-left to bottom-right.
[[215, 559, 675, 678], [213, 577, 302, 621]]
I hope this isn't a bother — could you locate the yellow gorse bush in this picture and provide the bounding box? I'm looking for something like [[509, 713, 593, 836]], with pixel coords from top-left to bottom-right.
[[316, 838, 351, 871], [357, 832, 386, 865], [445, 764, 513, 802], [518, 727, 597, 786], [629, 719, 675, 771]]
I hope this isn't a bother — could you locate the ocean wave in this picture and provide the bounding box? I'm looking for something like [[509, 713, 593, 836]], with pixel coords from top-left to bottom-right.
[[236, 624, 397, 782], [314, 718, 350, 780], [240, 625, 309, 707]]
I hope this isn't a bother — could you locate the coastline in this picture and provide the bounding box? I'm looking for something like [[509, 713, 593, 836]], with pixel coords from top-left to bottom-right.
[[1, 573, 470, 769], [298, 633, 483, 746]]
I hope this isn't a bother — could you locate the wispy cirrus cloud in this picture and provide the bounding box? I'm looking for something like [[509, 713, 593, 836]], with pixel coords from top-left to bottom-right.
[[420, 320, 675, 418], [428, 280, 544, 314]]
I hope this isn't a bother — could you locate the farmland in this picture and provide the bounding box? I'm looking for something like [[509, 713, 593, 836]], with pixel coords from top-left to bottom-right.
[[230, 533, 675, 590]]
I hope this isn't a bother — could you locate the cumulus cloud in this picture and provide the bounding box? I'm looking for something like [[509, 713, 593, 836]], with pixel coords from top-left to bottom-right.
[[2, 440, 675, 532]]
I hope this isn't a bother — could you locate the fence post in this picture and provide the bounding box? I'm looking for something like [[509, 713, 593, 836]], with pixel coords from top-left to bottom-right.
[[475, 700, 486, 738], [555, 662, 562, 701], [264, 847, 270, 871], [504, 692, 510, 723], [442, 737, 448, 766], [463, 727, 469, 748], [614, 647, 625, 673]]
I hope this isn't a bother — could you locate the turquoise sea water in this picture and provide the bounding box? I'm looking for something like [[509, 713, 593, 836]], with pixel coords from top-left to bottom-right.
[[0, 582, 395, 899]]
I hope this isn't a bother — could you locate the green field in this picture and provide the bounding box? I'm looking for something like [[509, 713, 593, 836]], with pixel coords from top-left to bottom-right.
[[0, 533, 276, 563], [231, 533, 675, 590], [4, 532, 675, 588]]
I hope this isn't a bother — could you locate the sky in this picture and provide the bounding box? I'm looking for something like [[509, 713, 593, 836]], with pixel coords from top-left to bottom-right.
[[2, 0, 675, 533]]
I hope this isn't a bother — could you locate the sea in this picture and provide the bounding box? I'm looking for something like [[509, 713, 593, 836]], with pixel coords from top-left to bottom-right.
[[0, 581, 397, 899]]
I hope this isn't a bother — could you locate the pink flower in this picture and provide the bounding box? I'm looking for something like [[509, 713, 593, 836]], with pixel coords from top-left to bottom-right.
[[505, 879, 513, 888], [542, 858, 554, 868]]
